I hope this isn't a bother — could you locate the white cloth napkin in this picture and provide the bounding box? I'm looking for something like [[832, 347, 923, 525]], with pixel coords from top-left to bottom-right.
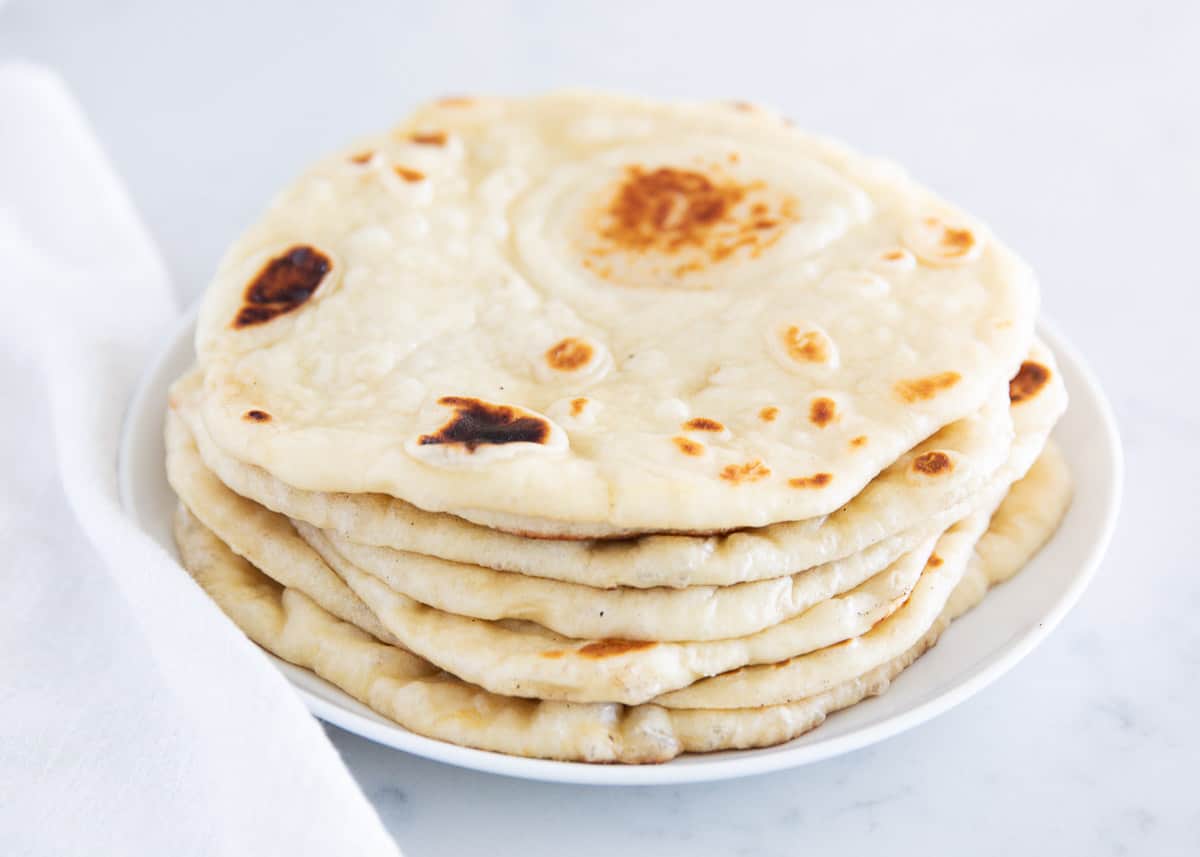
[[0, 63, 401, 857]]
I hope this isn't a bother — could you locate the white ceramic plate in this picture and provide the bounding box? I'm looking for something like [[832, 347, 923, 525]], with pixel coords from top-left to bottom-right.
[[120, 307, 1121, 785]]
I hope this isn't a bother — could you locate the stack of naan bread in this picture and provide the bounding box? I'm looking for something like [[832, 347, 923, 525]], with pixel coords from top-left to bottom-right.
[[166, 93, 1071, 763]]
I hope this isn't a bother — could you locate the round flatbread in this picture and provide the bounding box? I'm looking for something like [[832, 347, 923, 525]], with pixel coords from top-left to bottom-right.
[[172, 342, 1063, 588], [191, 92, 1038, 532]]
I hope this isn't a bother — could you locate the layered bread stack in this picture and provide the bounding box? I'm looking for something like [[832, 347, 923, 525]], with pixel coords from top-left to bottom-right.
[[166, 93, 1071, 763]]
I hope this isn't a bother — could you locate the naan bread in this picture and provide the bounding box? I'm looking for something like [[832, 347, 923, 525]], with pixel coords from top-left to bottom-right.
[[171, 442, 1069, 762], [170, 342, 1063, 588], [164, 410, 397, 645], [191, 92, 1038, 532], [170, 421, 935, 703], [657, 438, 1073, 709]]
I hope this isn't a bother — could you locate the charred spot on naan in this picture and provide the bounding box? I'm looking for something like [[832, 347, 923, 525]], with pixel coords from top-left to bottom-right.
[[683, 417, 725, 432], [789, 472, 833, 489], [570, 397, 589, 417], [809, 397, 837, 427], [673, 436, 706, 456], [242, 410, 271, 423], [545, 337, 594, 371], [393, 165, 426, 183], [232, 245, 332, 329], [782, 326, 833, 364], [577, 639, 658, 659], [927, 553, 944, 568], [410, 131, 448, 146], [850, 435, 869, 449], [911, 450, 954, 476], [904, 215, 984, 267], [1009, 361, 1051, 403], [418, 397, 552, 451], [894, 371, 962, 403], [348, 150, 374, 165], [758, 406, 779, 423], [907, 451, 955, 477], [585, 165, 798, 280], [720, 460, 771, 483]]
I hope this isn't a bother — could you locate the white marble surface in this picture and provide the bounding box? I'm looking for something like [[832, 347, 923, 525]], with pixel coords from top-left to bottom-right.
[[3, 1, 1196, 853]]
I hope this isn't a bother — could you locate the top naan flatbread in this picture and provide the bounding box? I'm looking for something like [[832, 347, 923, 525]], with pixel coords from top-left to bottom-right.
[[193, 92, 1038, 531]]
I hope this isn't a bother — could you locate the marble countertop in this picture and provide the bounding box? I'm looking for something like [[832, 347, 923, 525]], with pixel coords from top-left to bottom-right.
[[4, 1, 1195, 853]]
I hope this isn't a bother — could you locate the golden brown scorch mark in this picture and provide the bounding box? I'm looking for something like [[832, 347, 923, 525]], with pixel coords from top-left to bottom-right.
[[570, 397, 589, 417], [243, 410, 271, 423], [683, 417, 725, 432], [393, 166, 425, 183], [930, 219, 976, 258], [590, 165, 796, 276], [232, 245, 332, 329], [418, 397, 550, 451], [578, 639, 658, 659], [349, 150, 374, 165], [912, 451, 953, 476], [809, 397, 837, 427], [927, 553, 944, 568], [410, 131, 447, 146], [720, 460, 771, 484], [789, 472, 833, 489], [1009, 361, 1050, 403], [673, 436, 705, 457], [759, 406, 779, 422], [895, 371, 962, 403], [545, 338, 593, 371], [850, 435, 869, 449], [782, 326, 830, 364]]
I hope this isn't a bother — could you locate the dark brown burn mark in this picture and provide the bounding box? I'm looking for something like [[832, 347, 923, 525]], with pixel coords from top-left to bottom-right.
[[410, 131, 447, 146], [673, 436, 705, 457], [789, 472, 833, 489], [720, 460, 771, 483], [393, 165, 425, 183], [759, 406, 779, 423], [570, 397, 589, 417], [927, 553, 944, 568], [912, 451, 953, 476], [1009, 361, 1050, 403], [243, 409, 271, 423], [809, 397, 837, 427], [683, 417, 725, 432], [578, 639, 658, 659], [895, 371, 962, 403], [233, 245, 331, 329], [850, 435, 869, 449], [349, 150, 374, 165], [545, 337, 593, 371], [418, 396, 550, 451]]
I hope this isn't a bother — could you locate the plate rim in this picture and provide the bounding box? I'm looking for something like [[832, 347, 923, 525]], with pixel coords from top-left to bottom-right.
[[119, 307, 1123, 786]]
